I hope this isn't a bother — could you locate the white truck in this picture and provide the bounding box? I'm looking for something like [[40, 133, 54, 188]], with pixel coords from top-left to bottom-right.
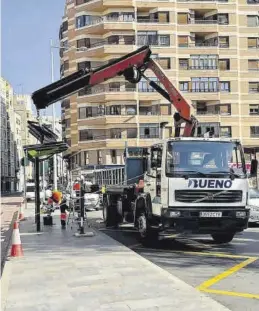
[[100, 139, 256, 245]]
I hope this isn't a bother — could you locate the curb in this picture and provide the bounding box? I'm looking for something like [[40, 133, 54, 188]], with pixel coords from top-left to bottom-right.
[[95, 227, 232, 311], [1, 211, 18, 276], [0, 261, 12, 311]]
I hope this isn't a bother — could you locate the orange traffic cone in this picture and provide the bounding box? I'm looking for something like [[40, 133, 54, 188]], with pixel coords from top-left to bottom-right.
[[19, 203, 25, 221], [10, 221, 23, 257]]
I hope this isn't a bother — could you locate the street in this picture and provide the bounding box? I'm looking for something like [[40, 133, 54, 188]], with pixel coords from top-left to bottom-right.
[[88, 211, 259, 311]]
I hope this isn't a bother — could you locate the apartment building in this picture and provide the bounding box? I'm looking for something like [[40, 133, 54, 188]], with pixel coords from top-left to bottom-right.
[[0, 78, 22, 192], [13, 94, 37, 184], [60, 0, 259, 168]]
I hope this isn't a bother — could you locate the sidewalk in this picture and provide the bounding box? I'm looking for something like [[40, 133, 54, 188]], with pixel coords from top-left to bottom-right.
[[1, 206, 231, 311]]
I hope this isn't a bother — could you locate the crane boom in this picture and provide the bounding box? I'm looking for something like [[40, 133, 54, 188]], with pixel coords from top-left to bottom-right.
[[32, 45, 197, 137]]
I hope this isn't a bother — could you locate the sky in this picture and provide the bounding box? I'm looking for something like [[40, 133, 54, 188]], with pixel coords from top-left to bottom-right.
[[2, 0, 65, 116]]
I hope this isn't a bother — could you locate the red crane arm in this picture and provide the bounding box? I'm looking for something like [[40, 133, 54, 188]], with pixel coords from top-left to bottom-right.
[[32, 45, 197, 136]]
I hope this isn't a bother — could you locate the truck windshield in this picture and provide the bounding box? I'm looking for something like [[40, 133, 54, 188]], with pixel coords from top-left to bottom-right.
[[166, 141, 246, 178]]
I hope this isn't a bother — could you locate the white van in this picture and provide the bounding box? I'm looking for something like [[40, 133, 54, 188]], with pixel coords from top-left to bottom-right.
[[26, 182, 44, 201]]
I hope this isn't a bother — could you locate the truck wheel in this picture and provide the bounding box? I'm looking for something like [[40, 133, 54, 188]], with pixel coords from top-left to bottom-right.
[[103, 197, 119, 228], [211, 233, 235, 244], [137, 214, 158, 247]]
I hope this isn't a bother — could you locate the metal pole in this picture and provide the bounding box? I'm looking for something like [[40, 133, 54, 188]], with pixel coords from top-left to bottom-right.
[[50, 39, 57, 191], [124, 141, 128, 185], [24, 150, 28, 209], [35, 158, 41, 232]]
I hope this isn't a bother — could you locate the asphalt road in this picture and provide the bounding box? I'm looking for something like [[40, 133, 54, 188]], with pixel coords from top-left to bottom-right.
[[88, 210, 259, 311]]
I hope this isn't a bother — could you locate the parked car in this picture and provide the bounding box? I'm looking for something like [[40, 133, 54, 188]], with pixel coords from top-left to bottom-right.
[[248, 188, 259, 224]]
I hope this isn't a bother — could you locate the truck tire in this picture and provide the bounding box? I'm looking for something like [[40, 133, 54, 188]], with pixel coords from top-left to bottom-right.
[[103, 196, 120, 228], [137, 214, 158, 247], [211, 233, 235, 244]]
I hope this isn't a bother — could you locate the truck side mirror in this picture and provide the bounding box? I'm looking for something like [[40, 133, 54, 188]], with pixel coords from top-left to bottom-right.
[[250, 159, 258, 177]]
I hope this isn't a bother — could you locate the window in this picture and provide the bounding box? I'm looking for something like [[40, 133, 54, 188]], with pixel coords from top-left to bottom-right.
[[249, 82, 259, 92], [177, 13, 188, 24], [219, 36, 229, 48], [84, 151, 89, 165], [220, 81, 230, 92], [139, 78, 158, 92], [219, 59, 230, 70], [248, 37, 259, 48], [248, 60, 259, 71], [180, 81, 189, 91], [76, 0, 88, 5], [249, 104, 259, 115], [110, 129, 122, 139], [220, 126, 232, 137], [111, 150, 117, 164], [218, 14, 229, 25], [62, 21, 68, 32], [178, 36, 188, 47], [247, 15, 259, 27], [137, 31, 158, 45], [219, 104, 231, 115], [127, 128, 137, 138], [157, 58, 170, 69], [77, 38, 90, 49], [179, 59, 189, 70], [107, 105, 121, 115], [190, 55, 218, 69], [64, 60, 69, 71], [126, 106, 136, 115], [140, 123, 159, 139], [191, 78, 219, 92], [77, 61, 90, 71], [78, 107, 93, 119], [250, 126, 259, 137], [79, 130, 93, 141], [97, 150, 102, 165]]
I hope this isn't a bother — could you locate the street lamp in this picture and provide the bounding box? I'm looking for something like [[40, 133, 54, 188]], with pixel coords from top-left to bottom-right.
[[50, 40, 87, 190]]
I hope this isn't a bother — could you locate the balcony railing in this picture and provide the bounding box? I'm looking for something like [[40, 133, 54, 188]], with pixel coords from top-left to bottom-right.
[[80, 39, 136, 51], [190, 88, 219, 93], [137, 19, 169, 24], [79, 85, 136, 96], [192, 19, 218, 24], [189, 66, 218, 70]]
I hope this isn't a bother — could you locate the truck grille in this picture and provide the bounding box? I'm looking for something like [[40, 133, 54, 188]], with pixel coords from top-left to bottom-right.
[[175, 190, 242, 203]]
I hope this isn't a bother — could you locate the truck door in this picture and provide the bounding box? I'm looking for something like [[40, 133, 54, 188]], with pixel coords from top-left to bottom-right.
[[144, 146, 163, 216]]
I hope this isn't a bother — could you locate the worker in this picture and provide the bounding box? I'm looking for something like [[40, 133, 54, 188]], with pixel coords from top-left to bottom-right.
[[60, 198, 69, 229]]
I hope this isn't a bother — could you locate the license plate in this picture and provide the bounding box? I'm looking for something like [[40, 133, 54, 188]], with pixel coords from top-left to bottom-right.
[[200, 211, 222, 218]]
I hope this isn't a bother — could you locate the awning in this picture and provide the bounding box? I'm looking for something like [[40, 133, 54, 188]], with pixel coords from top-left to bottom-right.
[[23, 142, 68, 162], [27, 120, 58, 143]]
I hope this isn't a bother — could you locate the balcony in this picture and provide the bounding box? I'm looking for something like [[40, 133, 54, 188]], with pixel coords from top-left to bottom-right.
[[76, 13, 135, 34], [76, 36, 135, 57]]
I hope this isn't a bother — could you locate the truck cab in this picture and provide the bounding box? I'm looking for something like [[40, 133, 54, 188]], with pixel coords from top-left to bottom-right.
[[141, 137, 253, 243]]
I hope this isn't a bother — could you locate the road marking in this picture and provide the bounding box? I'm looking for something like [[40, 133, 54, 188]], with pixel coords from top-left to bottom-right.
[[197, 257, 258, 290], [201, 288, 259, 300], [99, 228, 138, 233], [133, 246, 256, 260]]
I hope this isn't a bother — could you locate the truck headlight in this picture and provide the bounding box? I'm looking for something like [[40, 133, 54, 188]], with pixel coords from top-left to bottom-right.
[[170, 211, 181, 217], [236, 211, 246, 218]]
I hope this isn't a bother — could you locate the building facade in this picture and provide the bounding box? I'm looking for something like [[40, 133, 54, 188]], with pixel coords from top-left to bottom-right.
[[13, 94, 37, 187], [0, 78, 23, 192], [60, 0, 259, 168]]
